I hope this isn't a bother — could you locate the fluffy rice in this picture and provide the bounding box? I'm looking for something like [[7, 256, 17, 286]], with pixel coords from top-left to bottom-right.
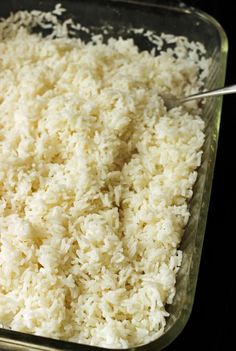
[[0, 5, 206, 348]]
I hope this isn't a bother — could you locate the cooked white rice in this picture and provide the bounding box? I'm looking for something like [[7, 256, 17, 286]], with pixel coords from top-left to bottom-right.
[[0, 5, 206, 348]]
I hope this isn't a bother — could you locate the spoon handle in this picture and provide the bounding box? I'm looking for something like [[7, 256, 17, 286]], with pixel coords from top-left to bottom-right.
[[183, 84, 236, 103]]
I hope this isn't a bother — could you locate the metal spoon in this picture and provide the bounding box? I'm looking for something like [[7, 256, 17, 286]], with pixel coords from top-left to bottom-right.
[[162, 84, 236, 110]]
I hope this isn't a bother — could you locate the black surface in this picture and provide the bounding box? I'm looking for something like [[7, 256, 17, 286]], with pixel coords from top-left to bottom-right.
[[166, 1, 235, 350]]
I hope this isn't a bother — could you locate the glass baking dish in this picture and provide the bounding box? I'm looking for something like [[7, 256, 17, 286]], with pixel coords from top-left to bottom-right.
[[0, 0, 228, 350]]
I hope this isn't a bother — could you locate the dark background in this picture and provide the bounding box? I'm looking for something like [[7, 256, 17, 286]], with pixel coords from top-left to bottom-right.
[[165, 1, 235, 350]]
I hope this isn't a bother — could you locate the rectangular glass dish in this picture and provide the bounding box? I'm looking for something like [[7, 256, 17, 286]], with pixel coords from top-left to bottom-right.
[[0, 0, 228, 350]]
